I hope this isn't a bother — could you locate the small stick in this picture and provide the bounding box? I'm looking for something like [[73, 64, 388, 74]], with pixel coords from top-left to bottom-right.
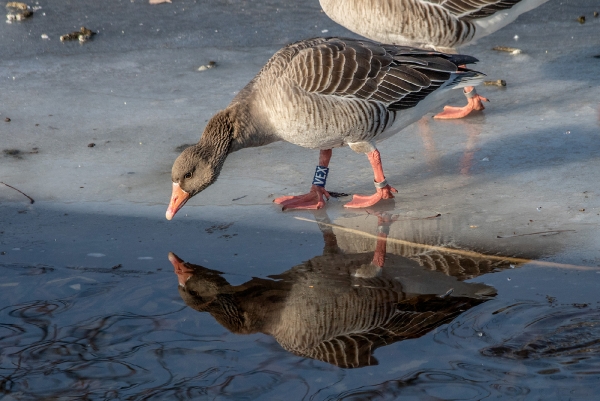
[[0, 182, 35, 204], [294, 217, 596, 271], [492, 46, 522, 55], [484, 80, 507, 87], [390, 212, 441, 221], [364, 210, 441, 221], [496, 230, 575, 239], [6, 2, 29, 10]]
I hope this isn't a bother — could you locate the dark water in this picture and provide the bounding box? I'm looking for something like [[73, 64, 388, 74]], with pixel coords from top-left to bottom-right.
[[1, 205, 600, 400]]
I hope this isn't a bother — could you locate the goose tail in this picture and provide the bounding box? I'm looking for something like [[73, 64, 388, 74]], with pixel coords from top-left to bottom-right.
[[447, 54, 479, 66], [441, 53, 485, 91]]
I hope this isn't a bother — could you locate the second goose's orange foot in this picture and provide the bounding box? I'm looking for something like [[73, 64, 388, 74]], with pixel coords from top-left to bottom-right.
[[433, 94, 489, 119], [274, 185, 330, 211], [344, 185, 398, 208]]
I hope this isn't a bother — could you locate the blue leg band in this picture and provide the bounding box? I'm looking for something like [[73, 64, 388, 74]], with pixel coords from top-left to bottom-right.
[[312, 165, 329, 187]]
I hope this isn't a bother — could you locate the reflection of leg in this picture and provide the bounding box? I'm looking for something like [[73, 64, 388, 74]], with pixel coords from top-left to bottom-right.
[[459, 123, 481, 176], [434, 86, 489, 120], [372, 231, 388, 267], [313, 209, 341, 255], [372, 213, 393, 267], [274, 149, 332, 210], [344, 149, 398, 208], [418, 117, 440, 170], [355, 212, 393, 277]]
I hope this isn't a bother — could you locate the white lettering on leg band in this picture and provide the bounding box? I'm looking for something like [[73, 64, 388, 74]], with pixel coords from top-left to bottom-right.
[[312, 166, 329, 187]]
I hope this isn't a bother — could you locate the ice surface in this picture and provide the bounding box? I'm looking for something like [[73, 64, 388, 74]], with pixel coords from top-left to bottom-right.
[[1, 0, 600, 398], [1, 0, 598, 217], [1, 0, 599, 299]]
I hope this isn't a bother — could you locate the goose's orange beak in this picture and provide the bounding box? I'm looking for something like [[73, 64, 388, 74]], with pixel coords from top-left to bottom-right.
[[166, 182, 190, 220]]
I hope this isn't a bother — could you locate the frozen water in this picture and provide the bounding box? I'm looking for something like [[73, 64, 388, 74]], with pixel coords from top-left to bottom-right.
[[1, 0, 600, 399], [1, 0, 598, 213]]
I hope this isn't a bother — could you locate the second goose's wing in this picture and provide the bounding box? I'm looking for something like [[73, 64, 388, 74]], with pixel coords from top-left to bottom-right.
[[433, 0, 549, 40], [436, 0, 522, 19]]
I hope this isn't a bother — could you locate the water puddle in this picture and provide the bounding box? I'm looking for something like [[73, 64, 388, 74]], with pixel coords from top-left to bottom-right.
[[1, 207, 598, 399]]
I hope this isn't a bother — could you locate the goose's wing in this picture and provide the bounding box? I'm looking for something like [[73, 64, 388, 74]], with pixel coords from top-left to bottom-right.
[[276, 37, 480, 111], [282, 295, 485, 368], [430, 0, 550, 42], [430, 0, 524, 19]]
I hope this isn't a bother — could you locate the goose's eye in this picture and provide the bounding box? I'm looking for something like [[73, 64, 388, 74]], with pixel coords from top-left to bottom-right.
[[184, 172, 193, 179]]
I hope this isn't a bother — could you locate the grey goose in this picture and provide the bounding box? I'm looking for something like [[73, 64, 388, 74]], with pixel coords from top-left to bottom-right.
[[171, 252, 489, 368], [168, 211, 509, 368], [319, 0, 548, 118], [166, 37, 484, 219]]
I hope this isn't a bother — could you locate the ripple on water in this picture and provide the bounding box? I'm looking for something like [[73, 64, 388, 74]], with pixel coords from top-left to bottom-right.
[[212, 370, 285, 399], [1, 299, 164, 396], [7, 299, 72, 319], [426, 299, 600, 399], [481, 306, 600, 364], [1, 263, 55, 276], [331, 370, 491, 401]]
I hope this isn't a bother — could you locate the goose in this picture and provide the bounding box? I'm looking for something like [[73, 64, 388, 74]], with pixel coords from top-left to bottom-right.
[[166, 37, 484, 219], [319, 0, 548, 118], [168, 211, 502, 367], [171, 251, 488, 368]]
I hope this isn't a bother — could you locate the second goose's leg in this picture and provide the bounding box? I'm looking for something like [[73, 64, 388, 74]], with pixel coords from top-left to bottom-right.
[[274, 149, 332, 211], [433, 86, 488, 119], [344, 149, 397, 208]]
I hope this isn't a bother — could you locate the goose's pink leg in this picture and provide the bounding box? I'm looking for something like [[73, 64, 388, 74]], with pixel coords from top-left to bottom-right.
[[344, 149, 397, 208], [274, 149, 332, 211], [433, 86, 489, 119]]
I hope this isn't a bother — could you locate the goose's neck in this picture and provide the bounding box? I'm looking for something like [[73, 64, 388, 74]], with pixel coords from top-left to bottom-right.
[[192, 110, 236, 183], [197, 103, 261, 156], [226, 102, 276, 153], [199, 100, 277, 164], [199, 127, 230, 158]]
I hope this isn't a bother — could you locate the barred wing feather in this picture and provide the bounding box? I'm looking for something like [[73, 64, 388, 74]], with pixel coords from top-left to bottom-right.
[[433, 0, 522, 19], [277, 38, 480, 111]]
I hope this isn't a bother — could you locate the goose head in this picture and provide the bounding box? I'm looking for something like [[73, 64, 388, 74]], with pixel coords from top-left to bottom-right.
[[166, 111, 233, 220], [166, 146, 218, 220]]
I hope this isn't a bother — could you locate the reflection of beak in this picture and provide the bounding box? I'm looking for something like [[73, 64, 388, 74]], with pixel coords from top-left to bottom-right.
[[168, 252, 195, 286], [166, 182, 190, 220]]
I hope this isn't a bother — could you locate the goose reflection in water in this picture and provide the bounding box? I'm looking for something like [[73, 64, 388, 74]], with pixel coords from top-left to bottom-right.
[[169, 212, 523, 369]]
